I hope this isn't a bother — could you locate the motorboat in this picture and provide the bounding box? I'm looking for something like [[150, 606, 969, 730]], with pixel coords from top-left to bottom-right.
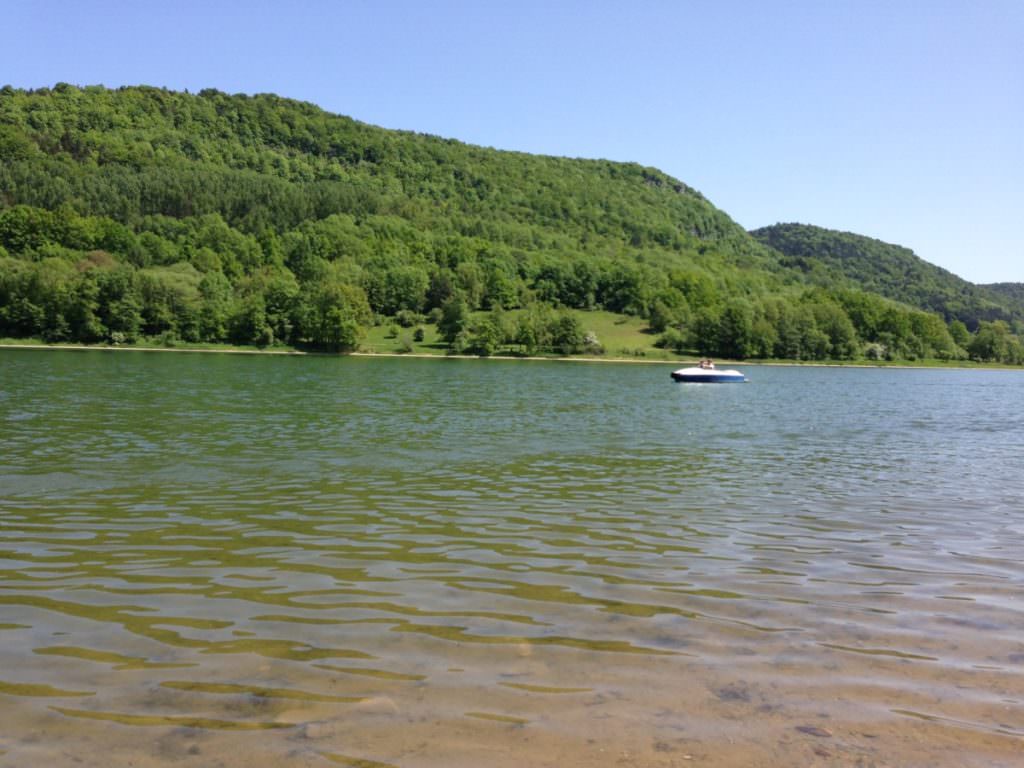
[[670, 362, 746, 383]]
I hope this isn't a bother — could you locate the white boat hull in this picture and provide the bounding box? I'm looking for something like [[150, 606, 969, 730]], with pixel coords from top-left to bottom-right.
[[670, 366, 746, 383]]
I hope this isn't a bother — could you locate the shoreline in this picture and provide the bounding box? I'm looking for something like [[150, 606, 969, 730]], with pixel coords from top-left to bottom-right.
[[1, 341, 1018, 371], [0, 341, 309, 356]]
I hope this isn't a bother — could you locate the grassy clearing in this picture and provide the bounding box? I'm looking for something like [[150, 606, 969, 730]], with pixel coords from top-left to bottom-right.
[[569, 311, 675, 360], [360, 324, 447, 356], [360, 310, 682, 361]]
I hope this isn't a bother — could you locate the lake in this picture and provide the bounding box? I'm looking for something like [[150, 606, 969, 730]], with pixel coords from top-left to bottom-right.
[[1, 349, 1022, 767]]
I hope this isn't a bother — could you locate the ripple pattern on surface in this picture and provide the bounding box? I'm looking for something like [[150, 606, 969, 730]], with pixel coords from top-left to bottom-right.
[[1, 350, 1023, 766]]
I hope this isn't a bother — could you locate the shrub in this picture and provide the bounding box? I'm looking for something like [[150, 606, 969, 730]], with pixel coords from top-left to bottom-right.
[[395, 309, 424, 328]]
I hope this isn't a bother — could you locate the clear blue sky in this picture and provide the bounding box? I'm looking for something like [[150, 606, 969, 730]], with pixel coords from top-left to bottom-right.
[[3, 0, 1021, 282]]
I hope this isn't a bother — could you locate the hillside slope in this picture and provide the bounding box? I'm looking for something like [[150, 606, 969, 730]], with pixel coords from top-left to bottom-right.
[[0, 84, 777, 270], [750, 223, 1021, 328], [983, 282, 1024, 307]]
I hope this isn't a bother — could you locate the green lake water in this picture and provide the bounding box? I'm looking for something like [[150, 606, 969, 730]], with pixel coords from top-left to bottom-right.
[[1, 349, 1022, 766]]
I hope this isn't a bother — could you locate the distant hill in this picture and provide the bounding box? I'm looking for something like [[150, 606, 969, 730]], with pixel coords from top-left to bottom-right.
[[983, 282, 1024, 307], [0, 85, 1020, 362], [749, 223, 1022, 329]]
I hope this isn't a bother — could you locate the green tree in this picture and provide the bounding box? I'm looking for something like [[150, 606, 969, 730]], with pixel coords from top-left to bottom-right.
[[300, 281, 371, 351], [968, 321, 1013, 362], [810, 301, 858, 359], [716, 302, 755, 359], [230, 294, 273, 346], [198, 271, 233, 341], [515, 302, 556, 354], [438, 296, 470, 346], [468, 316, 504, 356], [647, 288, 690, 333], [948, 319, 970, 348], [691, 306, 721, 356], [552, 311, 585, 354], [748, 315, 779, 358]]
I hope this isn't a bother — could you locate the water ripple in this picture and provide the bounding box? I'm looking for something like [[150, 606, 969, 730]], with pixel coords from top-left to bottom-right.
[[2, 351, 1023, 766]]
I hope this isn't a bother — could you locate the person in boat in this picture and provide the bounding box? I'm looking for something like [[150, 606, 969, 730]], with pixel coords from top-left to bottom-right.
[[698, 358, 715, 369]]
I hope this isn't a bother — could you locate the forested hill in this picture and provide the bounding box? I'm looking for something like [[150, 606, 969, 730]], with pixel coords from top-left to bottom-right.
[[0, 83, 770, 269], [984, 282, 1024, 306], [750, 223, 1021, 328], [1, 84, 1021, 364]]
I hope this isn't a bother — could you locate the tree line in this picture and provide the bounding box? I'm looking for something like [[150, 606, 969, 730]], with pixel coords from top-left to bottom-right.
[[3, 198, 1019, 362]]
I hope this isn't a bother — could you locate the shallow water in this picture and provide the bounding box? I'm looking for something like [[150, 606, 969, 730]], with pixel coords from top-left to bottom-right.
[[1, 349, 1022, 767]]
